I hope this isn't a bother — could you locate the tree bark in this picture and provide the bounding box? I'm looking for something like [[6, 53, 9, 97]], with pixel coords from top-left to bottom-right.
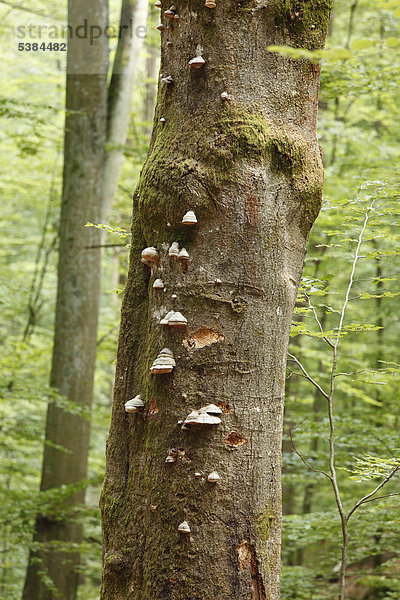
[[22, 2, 108, 599], [100, 1, 332, 599]]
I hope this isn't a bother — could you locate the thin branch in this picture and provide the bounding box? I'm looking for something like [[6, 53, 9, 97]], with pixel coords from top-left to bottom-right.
[[356, 492, 400, 505], [289, 428, 331, 480], [287, 353, 330, 400], [347, 465, 400, 521], [305, 294, 335, 348]]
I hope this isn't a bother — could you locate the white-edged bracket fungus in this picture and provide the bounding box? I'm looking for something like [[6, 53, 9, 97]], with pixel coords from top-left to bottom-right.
[[183, 408, 221, 427], [178, 520, 191, 534], [168, 311, 187, 327], [157, 24, 164, 31], [203, 403, 223, 415], [153, 278, 165, 289], [154, 0, 162, 6], [220, 91, 229, 101], [160, 310, 175, 325], [207, 471, 220, 483], [168, 242, 180, 257], [182, 210, 197, 226], [164, 8, 175, 17], [160, 117, 166, 123], [124, 395, 144, 413], [189, 55, 206, 69], [194, 472, 202, 478], [165, 448, 177, 463], [150, 348, 176, 374], [171, 293, 177, 299], [161, 75, 174, 84], [141, 247, 159, 265], [205, 0, 216, 7], [177, 248, 189, 261]]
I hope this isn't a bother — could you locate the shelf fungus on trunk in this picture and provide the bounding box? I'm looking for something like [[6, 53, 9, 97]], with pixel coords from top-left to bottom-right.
[[160, 310, 175, 325], [154, 0, 162, 7], [157, 23, 164, 31], [141, 247, 159, 266], [220, 91, 229, 101], [168, 242, 180, 257], [161, 75, 174, 85], [165, 449, 178, 464], [177, 248, 189, 262], [168, 311, 187, 327], [153, 278, 165, 289], [183, 407, 221, 428], [178, 520, 191, 534], [124, 395, 145, 414], [207, 471, 220, 483], [203, 403, 223, 415], [189, 55, 205, 69], [150, 348, 176, 374], [182, 210, 197, 226], [205, 0, 216, 7]]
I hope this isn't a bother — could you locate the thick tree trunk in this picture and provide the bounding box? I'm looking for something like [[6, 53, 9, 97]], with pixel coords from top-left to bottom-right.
[[100, 1, 332, 599], [103, 0, 148, 218], [22, 2, 108, 599]]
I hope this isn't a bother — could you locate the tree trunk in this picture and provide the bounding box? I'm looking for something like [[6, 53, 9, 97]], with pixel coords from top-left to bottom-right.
[[100, 2, 332, 599], [103, 0, 148, 219], [22, 2, 108, 599]]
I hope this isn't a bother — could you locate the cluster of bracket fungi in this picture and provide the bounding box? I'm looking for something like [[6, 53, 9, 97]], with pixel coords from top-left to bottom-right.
[[124, 210, 222, 536], [154, 0, 231, 104]]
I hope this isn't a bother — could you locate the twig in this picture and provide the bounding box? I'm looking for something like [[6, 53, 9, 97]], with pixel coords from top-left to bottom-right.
[[347, 465, 400, 521], [287, 353, 330, 400]]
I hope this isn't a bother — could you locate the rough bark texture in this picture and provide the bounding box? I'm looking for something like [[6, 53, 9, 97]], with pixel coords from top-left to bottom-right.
[[100, 1, 332, 599], [22, 2, 108, 599]]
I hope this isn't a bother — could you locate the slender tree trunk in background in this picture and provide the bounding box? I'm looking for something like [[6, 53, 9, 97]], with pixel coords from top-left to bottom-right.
[[143, 40, 160, 136], [22, 2, 108, 599], [100, 1, 332, 598], [103, 0, 148, 219]]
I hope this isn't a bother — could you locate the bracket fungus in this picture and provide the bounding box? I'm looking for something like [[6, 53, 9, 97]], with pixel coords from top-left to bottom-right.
[[183, 408, 221, 427], [141, 247, 159, 266], [205, 0, 216, 6], [178, 520, 191, 534], [203, 403, 223, 415], [194, 472, 202, 479], [164, 6, 175, 17], [160, 310, 175, 325], [153, 278, 165, 289], [177, 248, 189, 261], [182, 210, 197, 226], [189, 55, 206, 69], [168, 242, 180, 257], [160, 117, 166, 123], [154, 0, 162, 6], [161, 75, 174, 85], [124, 395, 144, 413], [207, 471, 220, 483], [168, 311, 187, 327], [150, 348, 176, 374], [220, 91, 229, 101], [165, 449, 177, 463], [157, 23, 164, 31]]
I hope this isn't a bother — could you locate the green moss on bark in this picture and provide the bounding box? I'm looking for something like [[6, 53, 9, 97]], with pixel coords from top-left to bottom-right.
[[274, 0, 333, 50]]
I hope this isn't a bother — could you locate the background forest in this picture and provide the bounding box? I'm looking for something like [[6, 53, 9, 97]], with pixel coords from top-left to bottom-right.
[[1, 0, 400, 598]]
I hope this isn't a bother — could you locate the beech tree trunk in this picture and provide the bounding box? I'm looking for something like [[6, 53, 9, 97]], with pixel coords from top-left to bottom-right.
[[22, 2, 108, 599], [100, 1, 332, 598]]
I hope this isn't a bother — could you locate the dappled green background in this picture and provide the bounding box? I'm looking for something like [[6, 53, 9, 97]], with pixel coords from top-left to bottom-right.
[[0, 0, 400, 598]]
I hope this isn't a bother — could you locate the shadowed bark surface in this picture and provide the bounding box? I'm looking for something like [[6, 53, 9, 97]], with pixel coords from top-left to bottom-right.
[[100, 1, 332, 598]]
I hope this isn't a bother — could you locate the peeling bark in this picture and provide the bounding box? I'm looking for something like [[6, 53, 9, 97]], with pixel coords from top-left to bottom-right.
[[100, 0, 332, 598]]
